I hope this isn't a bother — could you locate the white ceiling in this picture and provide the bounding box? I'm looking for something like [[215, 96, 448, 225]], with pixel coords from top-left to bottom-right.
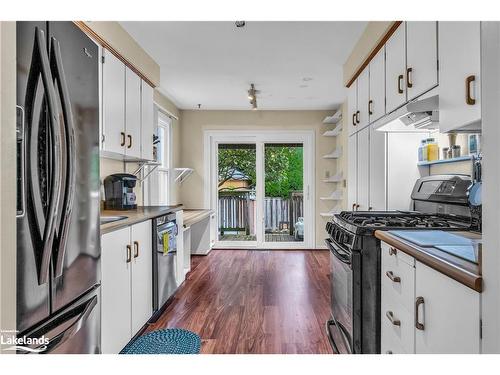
[[120, 21, 367, 110]]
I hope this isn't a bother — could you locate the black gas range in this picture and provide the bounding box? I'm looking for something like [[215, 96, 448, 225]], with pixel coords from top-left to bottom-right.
[[325, 175, 481, 354]]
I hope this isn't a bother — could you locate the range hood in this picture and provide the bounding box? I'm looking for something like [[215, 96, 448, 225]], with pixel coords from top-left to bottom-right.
[[375, 94, 439, 132]]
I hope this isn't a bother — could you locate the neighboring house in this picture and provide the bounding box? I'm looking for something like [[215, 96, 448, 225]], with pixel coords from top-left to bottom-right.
[[218, 168, 252, 191]]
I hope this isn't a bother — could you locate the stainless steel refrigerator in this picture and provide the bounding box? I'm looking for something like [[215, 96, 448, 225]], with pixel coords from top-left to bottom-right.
[[16, 21, 101, 354]]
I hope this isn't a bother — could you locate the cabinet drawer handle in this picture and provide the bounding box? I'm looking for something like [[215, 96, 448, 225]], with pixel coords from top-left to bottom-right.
[[388, 247, 397, 256], [386, 271, 401, 283], [352, 113, 356, 126], [127, 134, 132, 149], [133, 241, 139, 258], [415, 296, 425, 330], [466, 75, 476, 105], [397, 74, 404, 94], [406, 67, 413, 88], [386, 311, 401, 326], [368, 100, 373, 115], [120, 132, 126, 146], [126, 245, 132, 263], [355, 110, 360, 124]]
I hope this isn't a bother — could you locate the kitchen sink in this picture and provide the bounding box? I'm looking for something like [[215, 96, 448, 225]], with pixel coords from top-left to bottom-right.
[[100, 215, 128, 225]]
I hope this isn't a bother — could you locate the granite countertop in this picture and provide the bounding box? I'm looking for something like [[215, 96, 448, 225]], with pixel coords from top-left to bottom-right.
[[100, 205, 183, 234], [183, 209, 214, 227], [375, 230, 482, 292]]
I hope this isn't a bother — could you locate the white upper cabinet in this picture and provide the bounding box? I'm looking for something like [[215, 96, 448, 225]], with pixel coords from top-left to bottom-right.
[[357, 126, 370, 211], [102, 50, 126, 155], [415, 261, 480, 354], [141, 81, 155, 161], [369, 127, 386, 211], [125, 67, 142, 159], [357, 68, 370, 129], [385, 23, 406, 113], [369, 47, 386, 123], [439, 21, 481, 133], [406, 22, 438, 101], [348, 80, 358, 136]]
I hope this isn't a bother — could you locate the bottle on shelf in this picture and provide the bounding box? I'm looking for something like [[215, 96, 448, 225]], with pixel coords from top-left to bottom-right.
[[426, 138, 439, 161], [418, 139, 428, 162]]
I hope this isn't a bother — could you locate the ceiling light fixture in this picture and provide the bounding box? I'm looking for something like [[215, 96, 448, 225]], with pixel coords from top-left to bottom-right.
[[248, 83, 258, 110]]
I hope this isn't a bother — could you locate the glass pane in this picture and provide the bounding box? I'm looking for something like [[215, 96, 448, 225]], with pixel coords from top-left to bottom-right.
[[264, 143, 304, 243], [218, 144, 256, 242]]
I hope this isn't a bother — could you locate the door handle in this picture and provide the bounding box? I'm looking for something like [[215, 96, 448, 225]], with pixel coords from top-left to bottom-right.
[[389, 247, 397, 256], [16, 105, 26, 218], [355, 110, 360, 124], [368, 100, 373, 115], [126, 245, 132, 263], [415, 296, 425, 330], [352, 203, 356, 211], [356, 204, 360, 211], [127, 134, 132, 149], [386, 311, 401, 326], [120, 132, 126, 146], [406, 67, 413, 88], [398, 74, 404, 94], [25, 27, 62, 286], [466, 75, 476, 105], [386, 271, 401, 283], [50, 36, 76, 278], [352, 113, 356, 126], [133, 241, 139, 258]]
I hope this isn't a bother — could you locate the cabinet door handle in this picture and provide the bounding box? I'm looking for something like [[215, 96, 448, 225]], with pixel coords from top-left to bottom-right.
[[356, 204, 360, 210], [389, 247, 397, 256], [368, 206, 373, 211], [415, 296, 425, 330], [397, 74, 404, 94], [352, 113, 356, 126], [120, 132, 126, 146], [406, 67, 413, 88], [386, 311, 401, 326], [126, 245, 132, 263], [466, 75, 476, 105], [356, 110, 360, 124], [127, 134, 132, 149], [368, 100, 373, 115], [386, 271, 401, 283], [133, 240, 139, 258]]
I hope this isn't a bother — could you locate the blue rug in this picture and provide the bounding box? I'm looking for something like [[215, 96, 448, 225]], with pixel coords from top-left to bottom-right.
[[120, 329, 201, 354]]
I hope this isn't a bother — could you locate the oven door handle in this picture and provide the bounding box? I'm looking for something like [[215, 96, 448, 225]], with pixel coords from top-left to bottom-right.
[[325, 238, 351, 265]]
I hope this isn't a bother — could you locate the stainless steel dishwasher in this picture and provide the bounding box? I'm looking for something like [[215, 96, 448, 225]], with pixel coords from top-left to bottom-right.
[[152, 213, 179, 320]]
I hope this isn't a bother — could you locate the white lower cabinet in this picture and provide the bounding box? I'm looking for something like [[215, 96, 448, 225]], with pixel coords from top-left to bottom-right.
[[101, 221, 153, 354], [381, 242, 481, 354]]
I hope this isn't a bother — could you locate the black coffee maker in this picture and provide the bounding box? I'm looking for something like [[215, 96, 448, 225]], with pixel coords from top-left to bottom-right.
[[103, 173, 138, 210]]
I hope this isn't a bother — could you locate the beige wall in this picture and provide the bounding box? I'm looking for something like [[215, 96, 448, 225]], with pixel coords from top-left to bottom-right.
[[0, 21, 17, 348], [178, 110, 343, 248], [343, 21, 395, 86], [83, 21, 160, 87]]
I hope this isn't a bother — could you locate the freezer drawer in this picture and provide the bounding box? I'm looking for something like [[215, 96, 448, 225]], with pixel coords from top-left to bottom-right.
[[18, 286, 101, 354]]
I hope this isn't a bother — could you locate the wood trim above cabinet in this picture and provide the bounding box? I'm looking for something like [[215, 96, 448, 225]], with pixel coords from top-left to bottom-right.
[[73, 21, 156, 88], [346, 21, 403, 88]]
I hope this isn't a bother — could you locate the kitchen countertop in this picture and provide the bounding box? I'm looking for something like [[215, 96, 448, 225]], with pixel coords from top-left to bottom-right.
[[100, 205, 183, 234], [183, 209, 214, 227], [375, 230, 482, 292]]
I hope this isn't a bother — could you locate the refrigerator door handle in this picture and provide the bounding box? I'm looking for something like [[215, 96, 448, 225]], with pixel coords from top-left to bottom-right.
[[25, 27, 62, 285], [16, 105, 26, 218], [25, 295, 98, 354], [50, 36, 76, 278]]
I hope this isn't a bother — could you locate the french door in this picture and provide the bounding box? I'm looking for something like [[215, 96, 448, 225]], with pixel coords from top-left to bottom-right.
[[204, 130, 315, 249]]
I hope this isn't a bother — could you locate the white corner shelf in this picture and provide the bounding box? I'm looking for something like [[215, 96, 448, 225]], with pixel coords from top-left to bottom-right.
[[322, 125, 343, 137], [323, 110, 342, 125], [322, 171, 343, 183], [174, 167, 194, 184], [323, 147, 342, 159], [320, 190, 343, 201]]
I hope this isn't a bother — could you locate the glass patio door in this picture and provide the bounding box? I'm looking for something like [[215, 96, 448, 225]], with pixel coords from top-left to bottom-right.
[[262, 143, 305, 245]]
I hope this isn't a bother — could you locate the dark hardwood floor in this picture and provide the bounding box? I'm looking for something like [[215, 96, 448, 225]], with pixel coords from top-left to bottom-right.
[[146, 249, 333, 354]]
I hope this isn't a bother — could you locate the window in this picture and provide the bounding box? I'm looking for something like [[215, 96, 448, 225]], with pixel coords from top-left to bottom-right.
[[157, 111, 173, 205], [146, 108, 173, 206]]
